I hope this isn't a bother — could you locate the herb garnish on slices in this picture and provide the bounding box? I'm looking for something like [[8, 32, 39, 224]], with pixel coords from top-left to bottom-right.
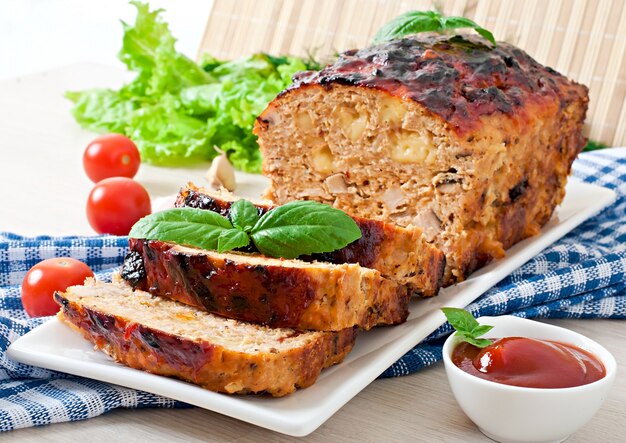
[[129, 200, 362, 259], [441, 307, 494, 348], [373, 10, 496, 46]]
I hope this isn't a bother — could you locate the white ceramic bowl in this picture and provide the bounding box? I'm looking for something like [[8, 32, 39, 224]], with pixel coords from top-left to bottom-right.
[[442, 315, 617, 443]]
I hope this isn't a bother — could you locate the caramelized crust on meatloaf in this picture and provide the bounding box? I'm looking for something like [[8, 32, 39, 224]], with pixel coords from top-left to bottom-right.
[[122, 239, 409, 331], [254, 34, 589, 284], [175, 183, 445, 296], [55, 279, 356, 397]]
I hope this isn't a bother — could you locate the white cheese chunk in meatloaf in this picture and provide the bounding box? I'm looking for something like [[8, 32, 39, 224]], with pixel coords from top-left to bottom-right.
[[254, 34, 588, 284], [55, 278, 357, 397]]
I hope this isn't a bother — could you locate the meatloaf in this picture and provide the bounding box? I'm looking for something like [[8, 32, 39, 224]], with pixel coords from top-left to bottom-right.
[[175, 183, 445, 296], [55, 278, 356, 397], [254, 34, 589, 284], [121, 238, 409, 331]]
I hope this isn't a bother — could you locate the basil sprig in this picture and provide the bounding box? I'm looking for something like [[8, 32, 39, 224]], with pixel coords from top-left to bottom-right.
[[373, 10, 496, 47], [129, 199, 362, 259], [441, 307, 494, 348]]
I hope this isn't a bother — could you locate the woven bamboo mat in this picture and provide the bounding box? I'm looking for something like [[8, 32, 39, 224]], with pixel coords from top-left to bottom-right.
[[199, 0, 626, 147]]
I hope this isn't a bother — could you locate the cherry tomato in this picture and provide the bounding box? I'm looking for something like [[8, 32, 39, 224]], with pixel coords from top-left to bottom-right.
[[21, 258, 94, 317], [86, 177, 152, 235], [83, 134, 141, 183]]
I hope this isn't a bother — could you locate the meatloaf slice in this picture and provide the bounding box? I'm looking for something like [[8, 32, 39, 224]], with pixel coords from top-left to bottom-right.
[[254, 34, 589, 284], [121, 238, 409, 331], [175, 183, 445, 297], [55, 278, 356, 397]]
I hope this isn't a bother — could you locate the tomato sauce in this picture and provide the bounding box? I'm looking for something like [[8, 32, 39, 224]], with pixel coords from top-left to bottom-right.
[[452, 337, 605, 389]]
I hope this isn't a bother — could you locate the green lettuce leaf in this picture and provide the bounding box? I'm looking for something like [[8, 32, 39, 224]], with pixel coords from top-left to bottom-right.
[[118, 1, 212, 96], [124, 94, 216, 164], [66, 1, 310, 173], [66, 89, 137, 133]]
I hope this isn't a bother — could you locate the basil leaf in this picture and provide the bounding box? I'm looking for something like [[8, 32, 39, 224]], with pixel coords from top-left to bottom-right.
[[439, 16, 495, 46], [250, 201, 362, 259], [217, 228, 250, 252], [457, 333, 494, 349], [373, 11, 441, 44], [373, 10, 496, 47], [441, 307, 493, 349], [129, 208, 234, 250], [130, 200, 361, 259], [230, 199, 260, 232], [441, 307, 479, 332], [471, 324, 495, 337]]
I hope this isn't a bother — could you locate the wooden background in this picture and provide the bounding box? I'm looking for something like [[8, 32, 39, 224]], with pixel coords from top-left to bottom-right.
[[199, 0, 626, 147]]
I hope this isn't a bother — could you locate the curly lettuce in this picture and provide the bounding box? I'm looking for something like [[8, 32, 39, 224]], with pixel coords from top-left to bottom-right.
[[66, 1, 309, 172]]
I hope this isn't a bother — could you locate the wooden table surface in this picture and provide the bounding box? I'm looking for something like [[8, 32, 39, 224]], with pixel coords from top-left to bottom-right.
[[0, 65, 624, 442]]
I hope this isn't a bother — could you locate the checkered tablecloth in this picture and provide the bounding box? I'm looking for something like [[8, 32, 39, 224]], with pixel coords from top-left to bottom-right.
[[1, 149, 625, 431]]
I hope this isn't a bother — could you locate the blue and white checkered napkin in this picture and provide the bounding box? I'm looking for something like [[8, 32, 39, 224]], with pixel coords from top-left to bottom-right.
[[1, 150, 625, 431]]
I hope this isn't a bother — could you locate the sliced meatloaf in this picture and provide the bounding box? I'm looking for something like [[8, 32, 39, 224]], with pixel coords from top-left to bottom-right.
[[254, 34, 589, 284], [121, 239, 409, 331], [175, 183, 445, 296], [55, 278, 356, 397]]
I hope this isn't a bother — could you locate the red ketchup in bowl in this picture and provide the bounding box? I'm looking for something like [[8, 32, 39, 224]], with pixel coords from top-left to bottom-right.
[[451, 337, 606, 388]]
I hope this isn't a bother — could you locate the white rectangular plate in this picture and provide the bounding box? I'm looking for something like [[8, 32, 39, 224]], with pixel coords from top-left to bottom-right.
[[8, 180, 616, 437]]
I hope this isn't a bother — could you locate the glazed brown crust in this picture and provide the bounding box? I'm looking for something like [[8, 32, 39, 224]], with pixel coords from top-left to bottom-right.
[[175, 184, 445, 296], [282, 34, 588, 137], [123, 239, 409, 331], [55, 283, 356, 397]]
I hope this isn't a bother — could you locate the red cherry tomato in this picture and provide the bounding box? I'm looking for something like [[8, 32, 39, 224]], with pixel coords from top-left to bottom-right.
[[83, 134, 141, 183], [86, 177, 152, 235], [21, 258, 94, 317]]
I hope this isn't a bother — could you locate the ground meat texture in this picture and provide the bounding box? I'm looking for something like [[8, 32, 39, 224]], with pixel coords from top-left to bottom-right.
[[55, 279, 357, 397], [175, 184, 445, 296], [124, 238, 409, 331], [254, 34, 588, 284]]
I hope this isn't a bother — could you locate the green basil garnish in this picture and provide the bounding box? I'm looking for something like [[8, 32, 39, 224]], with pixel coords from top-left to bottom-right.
[[129, 200, 362, 259], [373, 10, 496, 47], [441, 307, 494, 348]]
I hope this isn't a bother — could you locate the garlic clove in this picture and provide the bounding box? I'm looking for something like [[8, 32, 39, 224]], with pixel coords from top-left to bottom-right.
[[206, 148, 236, 191]]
